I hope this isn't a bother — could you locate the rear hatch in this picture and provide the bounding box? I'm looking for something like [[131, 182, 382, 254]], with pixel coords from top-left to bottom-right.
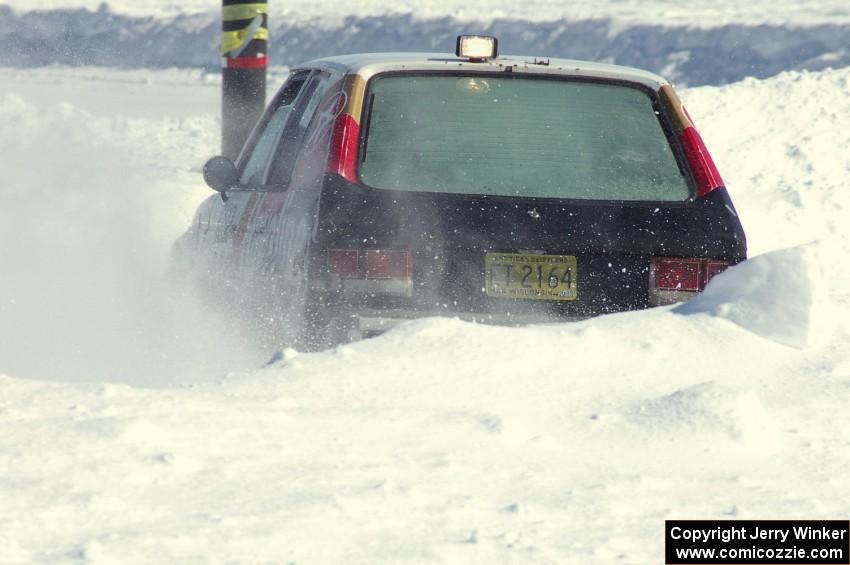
[[314, 71, 745, 320], [317, 184, 743, 319]]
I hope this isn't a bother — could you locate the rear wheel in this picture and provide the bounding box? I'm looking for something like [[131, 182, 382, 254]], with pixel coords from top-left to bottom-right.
[[275, 253, 353, 351], [294, 291, 355, 351]]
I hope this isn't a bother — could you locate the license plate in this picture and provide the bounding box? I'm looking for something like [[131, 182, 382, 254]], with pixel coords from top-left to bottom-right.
[[485, 252, 577, 301]]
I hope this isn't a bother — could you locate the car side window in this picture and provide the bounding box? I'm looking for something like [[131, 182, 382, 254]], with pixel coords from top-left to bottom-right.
[[238, 70, 311, 186], [265, 71, 331, 186]]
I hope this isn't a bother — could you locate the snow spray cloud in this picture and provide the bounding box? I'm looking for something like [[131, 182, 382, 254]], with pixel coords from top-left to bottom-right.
[[0, 89, 267, 385]]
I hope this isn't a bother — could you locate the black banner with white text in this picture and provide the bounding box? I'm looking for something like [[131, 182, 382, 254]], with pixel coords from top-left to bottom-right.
[[665, 520, 850, 564]]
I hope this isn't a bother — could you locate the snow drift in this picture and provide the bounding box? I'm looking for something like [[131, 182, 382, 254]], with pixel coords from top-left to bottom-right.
[[629, 380, 781, 453], [1, 6, 849, 87], [4, 0, 850, 26], [677, 243, 830, 348]]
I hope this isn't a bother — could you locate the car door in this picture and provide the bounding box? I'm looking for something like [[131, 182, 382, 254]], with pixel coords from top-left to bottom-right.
[[173, 70, 313, 288], [235, 70, 337, 314]]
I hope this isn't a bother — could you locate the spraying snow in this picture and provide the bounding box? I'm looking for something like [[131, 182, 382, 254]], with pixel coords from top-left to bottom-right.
[[0, 70, 268, 384]]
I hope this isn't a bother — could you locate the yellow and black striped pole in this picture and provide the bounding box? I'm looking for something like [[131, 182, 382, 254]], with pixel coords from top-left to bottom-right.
[[221, 0, 268, 160]]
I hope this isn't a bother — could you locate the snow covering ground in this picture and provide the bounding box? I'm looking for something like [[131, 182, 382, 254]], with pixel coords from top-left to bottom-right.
[[6, 0, 850, 26], [1, 64, 850, 563]]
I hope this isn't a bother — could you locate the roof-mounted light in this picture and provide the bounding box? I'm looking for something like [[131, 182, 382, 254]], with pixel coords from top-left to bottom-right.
[[456, 35, 498, 61]]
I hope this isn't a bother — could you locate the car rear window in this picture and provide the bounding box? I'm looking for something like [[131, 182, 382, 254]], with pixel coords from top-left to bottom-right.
[[360, 75, 691, 201]]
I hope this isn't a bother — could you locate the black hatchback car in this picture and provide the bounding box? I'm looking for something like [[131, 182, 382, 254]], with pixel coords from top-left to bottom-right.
[[174, 36, 746, 348]]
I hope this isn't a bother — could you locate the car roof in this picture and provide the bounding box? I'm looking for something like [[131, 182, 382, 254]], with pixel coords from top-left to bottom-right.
[[297, 52, 670, 89]]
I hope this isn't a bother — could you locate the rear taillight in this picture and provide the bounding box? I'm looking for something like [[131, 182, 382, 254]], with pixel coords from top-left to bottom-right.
[[329, 249, 412, 279], [651, 257, 702, 291], [679, 108, 724, 198], [328, 249, 413, 297], [328, 249, 359, 278], [365, 249, 412, 280], [649, 257, 731, 305], [705, 260, 730, 282], [327, 114, 359, 183]]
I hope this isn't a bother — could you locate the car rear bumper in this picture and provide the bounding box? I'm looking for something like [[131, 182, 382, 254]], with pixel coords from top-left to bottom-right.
[[347, 307, 588, 337]]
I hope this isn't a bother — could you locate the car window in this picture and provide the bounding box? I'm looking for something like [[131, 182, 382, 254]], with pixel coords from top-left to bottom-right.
[[265, 71, 332, 185], [360, 75, 691, 202], [288, 81, 347, 186], [238, 70, 311, 186]]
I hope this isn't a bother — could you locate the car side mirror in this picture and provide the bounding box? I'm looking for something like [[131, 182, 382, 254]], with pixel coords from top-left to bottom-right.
[[203, 156, 238, 193]]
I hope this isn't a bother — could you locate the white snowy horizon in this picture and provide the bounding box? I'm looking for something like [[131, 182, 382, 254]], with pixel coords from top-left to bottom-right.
[[5, 0, 850, 27]]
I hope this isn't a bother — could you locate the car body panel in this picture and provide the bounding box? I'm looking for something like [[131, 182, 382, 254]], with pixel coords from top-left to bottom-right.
[[299, 52, 670, 90], [313, 175, 744, 318]]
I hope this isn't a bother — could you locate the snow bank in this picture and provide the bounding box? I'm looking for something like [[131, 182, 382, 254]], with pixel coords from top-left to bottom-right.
[[0, 303, 834, 563], [676, 244, 829, 348], [3, 9, 849, 88], [630, 381, 780, 453], [680, 67, 850, 349], [683, 69, 850, 262], [5, 0, 850, 26]]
